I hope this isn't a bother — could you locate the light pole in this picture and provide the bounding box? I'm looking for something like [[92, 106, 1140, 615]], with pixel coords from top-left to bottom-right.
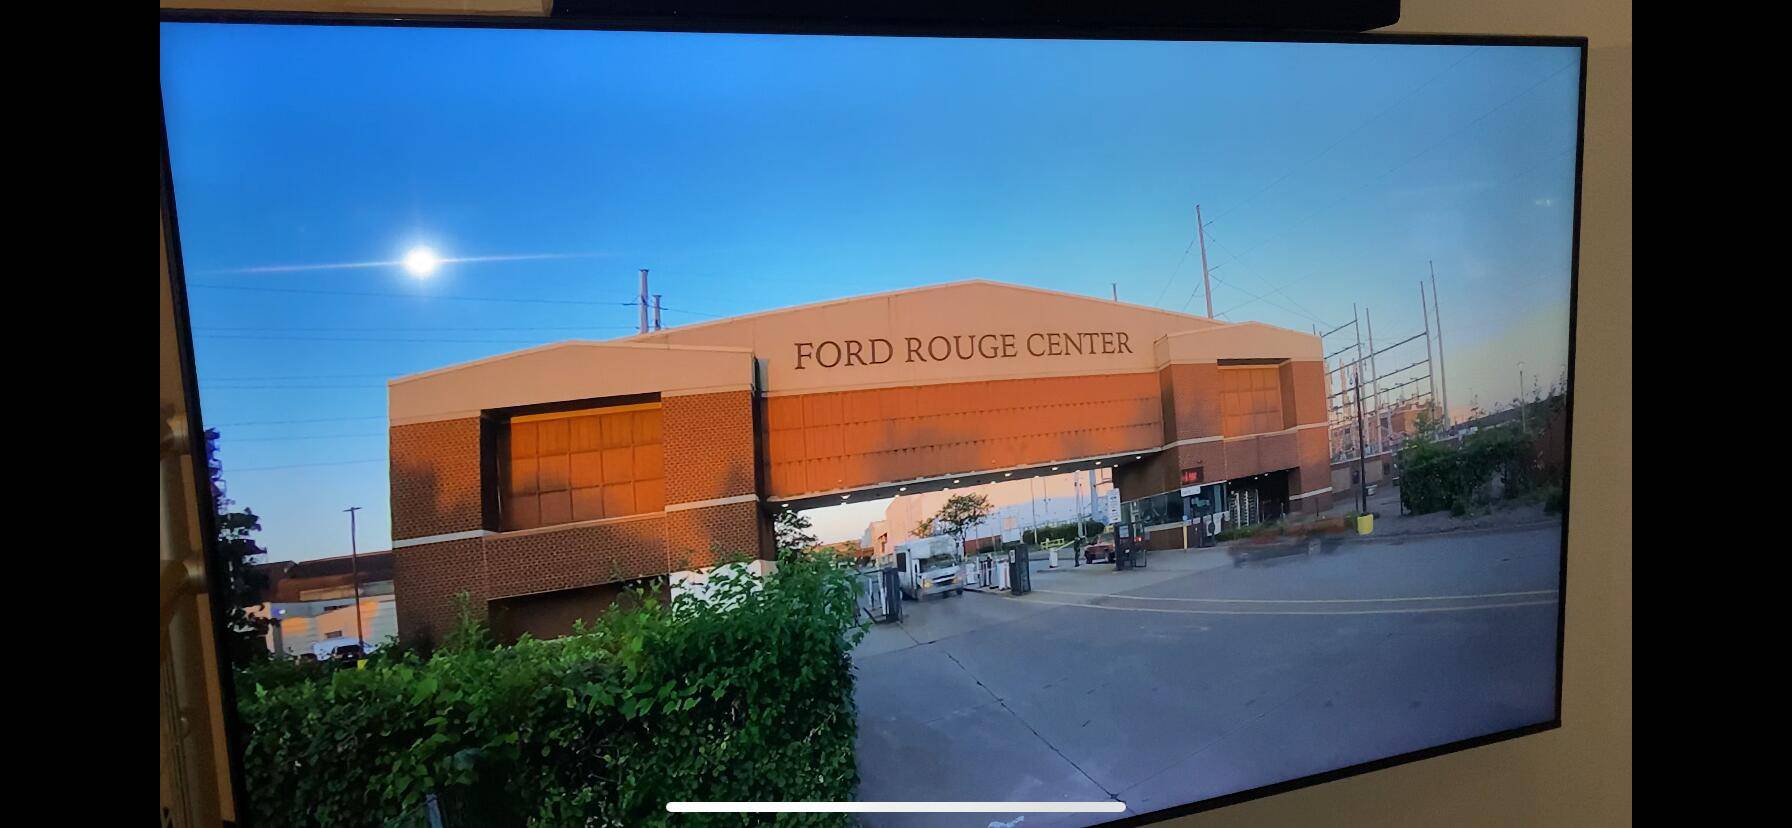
[[344, 506, 365, 649]]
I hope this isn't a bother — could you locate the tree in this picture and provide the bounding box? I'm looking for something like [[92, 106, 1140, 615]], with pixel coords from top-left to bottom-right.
[[928, 494, 995, 555], [1411, 404, 1447, 442], [204, 428, 272, 664], [910, 519, 935, 538], [774, 508, 818, 553]]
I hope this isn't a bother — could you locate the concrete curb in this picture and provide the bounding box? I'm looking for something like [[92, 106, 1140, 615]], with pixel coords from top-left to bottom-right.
[[1221, 517, 1564, 556]]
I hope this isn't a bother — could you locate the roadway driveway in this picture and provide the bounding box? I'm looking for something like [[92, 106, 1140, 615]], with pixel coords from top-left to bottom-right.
[[850, 523, 1564, 827]]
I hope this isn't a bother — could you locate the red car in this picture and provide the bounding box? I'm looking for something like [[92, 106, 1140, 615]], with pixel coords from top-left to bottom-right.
[[1083, 538, 1116, 564]]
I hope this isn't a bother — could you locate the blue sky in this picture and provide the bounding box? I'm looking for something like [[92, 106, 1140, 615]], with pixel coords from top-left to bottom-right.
[[161, 23, 1581, 558]]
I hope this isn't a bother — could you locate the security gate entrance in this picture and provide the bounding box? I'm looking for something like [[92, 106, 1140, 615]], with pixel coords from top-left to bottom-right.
[[857, 567, 903, 623], [1009, 549, 1031, 595], [1228, 488, 1261, 527], [1114, 522, 1148, 570]]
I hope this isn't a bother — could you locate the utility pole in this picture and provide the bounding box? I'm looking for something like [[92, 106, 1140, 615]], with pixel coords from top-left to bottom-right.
[[1420, 281, 1437, 422], [1028, 477, 1040, 547], [1195, 204, 1214, 318], [1352, 303, 1364, 460], [1518, 362, 1527, 433], [1353, 372, 1369, 515], [1365, 307, 1381, 455], [638, 269, 650, 334], [1430, 261, 1450, 426], [1111, 282, 1118, 302], [344, 506, 365, 648], [652, 294, 663, 332]]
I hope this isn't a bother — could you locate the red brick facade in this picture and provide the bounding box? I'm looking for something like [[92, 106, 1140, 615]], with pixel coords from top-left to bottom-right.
[[663, 391, 759, 504], [391, 391, 774, 644], [764, 373, 1161, 498], [389, 300, 1331, 643], [391, 537, 486, 644], [390, 418, 487, 540], [484, 515, 670, 600], [1118, 358, 1333, 515]]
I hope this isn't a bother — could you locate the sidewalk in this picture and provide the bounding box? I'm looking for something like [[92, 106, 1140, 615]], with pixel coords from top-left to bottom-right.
[[1321, 483, 1558, 539]]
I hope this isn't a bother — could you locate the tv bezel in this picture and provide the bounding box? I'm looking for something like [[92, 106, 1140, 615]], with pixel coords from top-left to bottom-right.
[[157, 9, 1587, 827]]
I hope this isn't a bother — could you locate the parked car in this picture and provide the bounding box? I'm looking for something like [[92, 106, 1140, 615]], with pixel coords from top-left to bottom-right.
[[312, 637, 372, 661], [1083, 535, 1117, 564]]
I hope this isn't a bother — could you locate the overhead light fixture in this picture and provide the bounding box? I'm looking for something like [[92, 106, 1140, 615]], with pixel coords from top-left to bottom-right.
[[1004, 472, 1012, 477], [899, 486, 907, 491]]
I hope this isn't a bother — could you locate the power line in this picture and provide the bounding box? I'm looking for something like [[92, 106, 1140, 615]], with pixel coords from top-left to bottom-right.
[[196, 334, 551, 345], [1218, 57, 1580, 266], [192, 325, 634, 333], [187, 282, 635, 307], [200, 383, 387, 390], [203, 372, 396, 380], [224, 458, 386, 473], [1200, 230, 1333, 328], [1152, 212, 1207, 306], [215, 432, 386, 442], [1205, 272, 1330, 328], [207, 415, 387, 427], [656, 305, 729, 319], [1211, 143, 1573, 324], [1207, 48, 1484, 226]]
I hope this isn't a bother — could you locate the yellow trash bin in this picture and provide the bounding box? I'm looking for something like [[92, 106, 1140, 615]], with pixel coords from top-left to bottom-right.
[[1355, 514, 1374, 535]]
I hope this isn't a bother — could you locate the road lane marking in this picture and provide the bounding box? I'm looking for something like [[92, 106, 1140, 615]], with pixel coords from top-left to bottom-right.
[[667, 802, 1126, 813], [1017, 596, 1560, 616], [1030, 588, 1559, 604]]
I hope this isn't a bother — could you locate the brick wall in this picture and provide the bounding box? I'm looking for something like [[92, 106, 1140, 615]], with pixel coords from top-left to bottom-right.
[[662, 391, 759, 504], [666, 500, 768, 568], [764, 373, 1161, 497], [393, 390, 769, 643], [1160, 363, 1222, 441], [483, 515, 668, 599], [391, 537, 486, 645], [390, 417, 486, 541]]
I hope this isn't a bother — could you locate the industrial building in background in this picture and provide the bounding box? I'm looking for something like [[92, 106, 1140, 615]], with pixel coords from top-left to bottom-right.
[[252, 551, 397, 657]]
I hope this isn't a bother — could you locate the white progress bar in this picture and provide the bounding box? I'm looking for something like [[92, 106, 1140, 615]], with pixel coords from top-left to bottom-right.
[[668, 802, 1127, 813]]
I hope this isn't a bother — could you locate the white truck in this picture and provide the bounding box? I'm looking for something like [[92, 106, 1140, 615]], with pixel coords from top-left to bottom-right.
[[880, 535, 966, 600]]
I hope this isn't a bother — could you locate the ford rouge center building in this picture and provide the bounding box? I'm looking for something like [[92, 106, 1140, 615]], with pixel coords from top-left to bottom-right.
[[388, 280, 1331, 643]]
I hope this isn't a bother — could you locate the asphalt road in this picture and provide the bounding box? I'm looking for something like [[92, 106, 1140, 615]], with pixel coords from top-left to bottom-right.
[[850, 523, 1564, 828]]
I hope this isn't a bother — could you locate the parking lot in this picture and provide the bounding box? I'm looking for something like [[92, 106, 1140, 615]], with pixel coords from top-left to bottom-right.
[[850, 523, 1564, 827]]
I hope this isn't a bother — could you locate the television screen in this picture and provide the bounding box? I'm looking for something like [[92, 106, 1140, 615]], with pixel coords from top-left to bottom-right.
[[160, 15, 1582, 827]]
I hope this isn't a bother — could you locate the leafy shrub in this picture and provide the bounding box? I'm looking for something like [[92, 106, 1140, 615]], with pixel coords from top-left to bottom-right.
[[235, 551, 866, 827], [1399, 427, 1541, 516], [1542, 484, 1566, 515], [1021, 520, 1104, 546], [1216, 521, 1283, 542]]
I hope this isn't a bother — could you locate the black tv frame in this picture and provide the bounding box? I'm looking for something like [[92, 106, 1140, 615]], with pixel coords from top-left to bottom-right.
[[157, 9, 1586, 827]]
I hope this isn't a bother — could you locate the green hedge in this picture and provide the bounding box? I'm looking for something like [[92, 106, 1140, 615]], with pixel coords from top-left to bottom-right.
[[1398, 427, 1541, 515], [235, 552, 866, 827], [1021, 520, 1105, 546]]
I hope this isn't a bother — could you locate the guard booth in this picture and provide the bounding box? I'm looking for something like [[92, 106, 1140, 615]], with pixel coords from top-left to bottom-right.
[[1009, 546, 1032, 595], [1115, 521, 1149, 570]]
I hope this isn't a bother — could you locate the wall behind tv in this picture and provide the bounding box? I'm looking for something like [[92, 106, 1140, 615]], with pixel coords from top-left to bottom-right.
[[159, 1, 1632, 824]]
